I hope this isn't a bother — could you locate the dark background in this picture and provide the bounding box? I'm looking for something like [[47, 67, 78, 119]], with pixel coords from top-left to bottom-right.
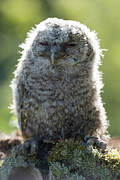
[[0, 0, 120, 137]]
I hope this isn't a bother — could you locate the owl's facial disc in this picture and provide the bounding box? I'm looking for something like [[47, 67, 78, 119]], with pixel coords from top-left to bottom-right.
[[32, 20, 94, 67]]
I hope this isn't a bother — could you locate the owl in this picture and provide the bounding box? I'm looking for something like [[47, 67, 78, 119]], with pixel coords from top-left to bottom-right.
[[11, 18, 109, 148]]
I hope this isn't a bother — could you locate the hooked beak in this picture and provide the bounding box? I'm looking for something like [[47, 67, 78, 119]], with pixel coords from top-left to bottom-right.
[[50, 45, 61, 65], [50, 50, 55, 65]]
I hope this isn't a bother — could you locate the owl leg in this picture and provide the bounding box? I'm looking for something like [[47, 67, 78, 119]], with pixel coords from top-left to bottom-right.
[[84, 135, 107, 149], [13, 136, 41, 155]]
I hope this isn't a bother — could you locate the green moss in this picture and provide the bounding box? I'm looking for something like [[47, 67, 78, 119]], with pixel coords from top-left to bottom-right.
[[48, 139, 83, 162], [48, 140, 120, 180]]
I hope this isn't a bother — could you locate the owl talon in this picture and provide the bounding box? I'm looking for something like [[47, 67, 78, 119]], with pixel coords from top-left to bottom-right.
[[13, 136, 40, 155], [84, 135, 107, 149]]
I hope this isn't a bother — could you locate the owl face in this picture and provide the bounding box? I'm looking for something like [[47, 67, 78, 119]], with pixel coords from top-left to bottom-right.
[[30, 18, 94, 67]]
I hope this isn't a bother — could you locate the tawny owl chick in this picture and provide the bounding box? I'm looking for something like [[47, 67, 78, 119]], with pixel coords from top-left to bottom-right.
[[11, 18, 109, 145]]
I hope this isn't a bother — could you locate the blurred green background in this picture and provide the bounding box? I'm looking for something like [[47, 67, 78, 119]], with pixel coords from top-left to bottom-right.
[[0, 0, 120, 137]]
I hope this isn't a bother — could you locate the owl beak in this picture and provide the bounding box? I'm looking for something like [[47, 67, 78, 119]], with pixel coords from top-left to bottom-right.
[[50, 45, 60, 64], [50, 51, 55, 65], [50, 44, 62, 64]]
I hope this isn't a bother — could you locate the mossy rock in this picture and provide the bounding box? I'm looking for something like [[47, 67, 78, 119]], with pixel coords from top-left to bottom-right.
[[0, 139, 120, 180], [49, 140, 120, 179]]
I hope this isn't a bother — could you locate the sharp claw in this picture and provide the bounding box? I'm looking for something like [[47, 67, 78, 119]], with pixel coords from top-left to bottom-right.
[[13, 136, 40, 155], [84, 135, 107, 149]]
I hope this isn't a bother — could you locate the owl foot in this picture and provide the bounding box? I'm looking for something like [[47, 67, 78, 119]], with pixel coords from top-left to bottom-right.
[[84, 135, 107, 150], [13, 136, 41, 155]]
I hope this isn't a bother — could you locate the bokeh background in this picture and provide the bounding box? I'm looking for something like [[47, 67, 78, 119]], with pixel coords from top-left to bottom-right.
[[0, 0, 120, 137]]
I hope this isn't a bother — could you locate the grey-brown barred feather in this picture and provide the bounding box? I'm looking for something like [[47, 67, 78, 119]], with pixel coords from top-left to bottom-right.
[[10, 18, 109, 143]]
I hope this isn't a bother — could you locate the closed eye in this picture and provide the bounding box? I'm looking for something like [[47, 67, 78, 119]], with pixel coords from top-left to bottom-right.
[[39, 42, 49, 46], [64, 42, 77, 48]]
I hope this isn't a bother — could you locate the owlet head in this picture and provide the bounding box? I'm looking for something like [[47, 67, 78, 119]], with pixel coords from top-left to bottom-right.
[[22, 18, 101, 68]]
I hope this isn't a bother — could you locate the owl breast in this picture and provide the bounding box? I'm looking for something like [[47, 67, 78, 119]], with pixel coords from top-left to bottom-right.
[[17, 58, 99, 141]]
